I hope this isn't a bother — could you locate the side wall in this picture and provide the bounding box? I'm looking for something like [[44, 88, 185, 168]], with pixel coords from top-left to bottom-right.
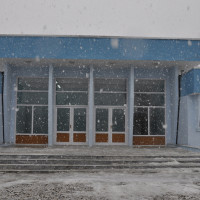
[[178, 68, 200, 147], [178, 95, 200, 147]]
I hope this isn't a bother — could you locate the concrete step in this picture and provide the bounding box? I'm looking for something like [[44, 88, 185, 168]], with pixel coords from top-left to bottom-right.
[[0, 155, 200, 160], [1, 163, 200, 171], [1, 159, 200, 165], [0, 154, 200, 172]]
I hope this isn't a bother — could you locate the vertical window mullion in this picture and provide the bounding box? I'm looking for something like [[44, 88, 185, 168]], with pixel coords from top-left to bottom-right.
[[31, 105, 34, 134], [148, 107, 150, 135]]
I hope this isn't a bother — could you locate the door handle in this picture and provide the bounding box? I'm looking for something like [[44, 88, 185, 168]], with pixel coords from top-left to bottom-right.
[[110, 125, 112, 129], [70, 125, 72, 129]]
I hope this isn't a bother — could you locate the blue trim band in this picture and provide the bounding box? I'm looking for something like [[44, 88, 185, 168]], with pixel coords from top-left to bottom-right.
[[181, 69, 200, 96], [0, 36, 200, 61]]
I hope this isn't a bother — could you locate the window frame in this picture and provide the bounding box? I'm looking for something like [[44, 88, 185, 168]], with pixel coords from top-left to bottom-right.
[[94, 78, 127, 106], [134, 78, 166, 136], [15, 77, 49, 135], [55, 78, 89, 106]]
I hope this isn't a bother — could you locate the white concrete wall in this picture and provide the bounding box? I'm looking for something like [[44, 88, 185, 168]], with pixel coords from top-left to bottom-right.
[[187, 95, 200, 147], [0, 0, 200, 39], [178, 95, 200, 147], [178, 96, 188, 145]]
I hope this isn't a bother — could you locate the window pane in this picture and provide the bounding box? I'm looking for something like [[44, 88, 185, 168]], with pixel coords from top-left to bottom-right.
[[18, 78, 48, 91], [134, 93, 164, 106], [56, 92, 88, 105], [56, 78, 88, 91], [17, 92, 48, 105], [95, 79, 126, 92], [33, 106, 48, 134], [96, 109, 108, 132], [74, 108, 86, 131], [57, 108, 70, 131], [133, 107, 148, 135], [112, 109, 125, 132], [150, 108, 165, 135], [135, 79, 164, 92], [16, 106, 32, 133], [95, 93, 126, 106]]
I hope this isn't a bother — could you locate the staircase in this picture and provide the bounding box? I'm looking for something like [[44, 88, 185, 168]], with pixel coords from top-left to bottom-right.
[[0, 154, 200, 172]]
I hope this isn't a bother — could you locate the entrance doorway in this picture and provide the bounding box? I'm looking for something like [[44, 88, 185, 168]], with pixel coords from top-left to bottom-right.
[[56, 106, 87, 144], [55, 78, 88, 144], [95, 107, 126, 144], [94, 78, 127, 144]]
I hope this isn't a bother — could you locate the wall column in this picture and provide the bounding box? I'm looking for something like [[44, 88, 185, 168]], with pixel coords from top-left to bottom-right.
[[0, 73, 3, 144], [48, 65, 54, 146], [88, 66, 94, 147], [166, 67, 179, 145], [3, 64, 11, 144], [128, 67, 134, 146], [170, 67, 179, 144]]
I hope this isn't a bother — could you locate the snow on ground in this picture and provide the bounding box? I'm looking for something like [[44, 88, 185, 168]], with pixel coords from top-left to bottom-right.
[[0, 168, 200, 200], [0, 146, 200, 199]]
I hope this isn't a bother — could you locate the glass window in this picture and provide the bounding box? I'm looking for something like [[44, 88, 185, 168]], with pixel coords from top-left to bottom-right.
[[112, 109, 125, 132], [56, 92, 88, 105], [33, 106, 48, 134], [95, 93, 126, 106], [150, 108, 165, 135], [94, 78, 127, 106], [16, 78, 49, 135], [57, 108, 70, 131], [56, 78, 88, 91], [74, 108, 86, 131], [17, 92, 48, 105], [18, 78, 48, 91], [16, 106, 32, 133], [134, 79, 165, 136], [95, 78, 126, 92], [96, 109, 108, 132], [134, 93, 165, 106], [135, 79, 164, 92], [133, 107, 148, 135]]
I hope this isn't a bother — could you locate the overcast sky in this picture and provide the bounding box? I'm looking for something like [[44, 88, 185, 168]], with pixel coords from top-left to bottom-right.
[[0, 0, 200, 39]]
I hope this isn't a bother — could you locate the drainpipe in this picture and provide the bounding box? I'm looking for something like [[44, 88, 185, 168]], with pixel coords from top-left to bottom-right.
[[176, 74, 181, 144]]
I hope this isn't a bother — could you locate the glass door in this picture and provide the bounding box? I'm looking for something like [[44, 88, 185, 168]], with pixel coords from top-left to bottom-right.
[[55, 78, 88, 145], [56, 107, 70, 143], [73, 107, 87, 143], [95, 107, 126, 144], [56, 107, 87, 144], [94, 78, 127, 144], [95, 108, 109, 143], [112, 108, 126, 143]]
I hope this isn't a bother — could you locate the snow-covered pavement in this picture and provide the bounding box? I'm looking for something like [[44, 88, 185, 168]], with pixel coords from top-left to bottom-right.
[[0, 146, 200, 199], [0, 168, 200, 199]]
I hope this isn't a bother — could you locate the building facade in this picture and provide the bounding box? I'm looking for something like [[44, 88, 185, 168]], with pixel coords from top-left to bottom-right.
[[0, 36, 199, 146]]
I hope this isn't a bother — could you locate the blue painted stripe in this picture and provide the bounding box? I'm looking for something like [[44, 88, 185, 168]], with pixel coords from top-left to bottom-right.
[[181, 69, 200, 96], [0, 36, 200, 61]]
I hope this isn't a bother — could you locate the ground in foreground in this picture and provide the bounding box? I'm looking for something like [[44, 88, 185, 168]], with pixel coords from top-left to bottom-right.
[[0, 168, 200, 200]]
